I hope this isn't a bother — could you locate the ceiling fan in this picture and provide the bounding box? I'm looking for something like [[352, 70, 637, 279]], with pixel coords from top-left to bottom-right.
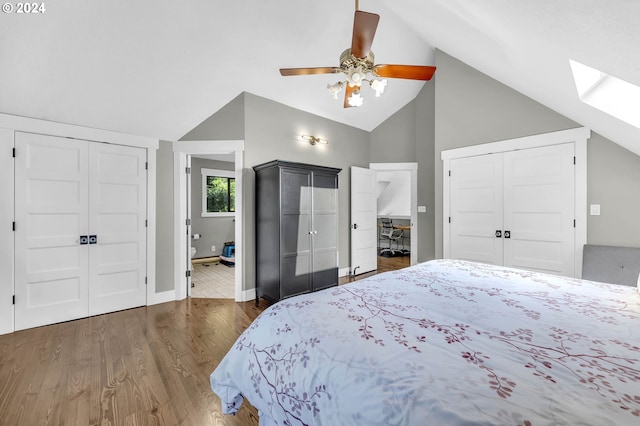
[[279, 3, 436, 108]]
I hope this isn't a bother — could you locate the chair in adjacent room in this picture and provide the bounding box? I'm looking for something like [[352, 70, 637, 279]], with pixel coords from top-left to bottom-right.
[[379, 218, 404, 256]]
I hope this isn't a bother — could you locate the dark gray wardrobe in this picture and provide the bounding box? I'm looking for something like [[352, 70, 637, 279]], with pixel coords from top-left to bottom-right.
[[253, 160, 341, 303]]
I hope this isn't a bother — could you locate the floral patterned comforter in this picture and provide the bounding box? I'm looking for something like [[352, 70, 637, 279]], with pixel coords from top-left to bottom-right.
[[210, 259, 640, 425]]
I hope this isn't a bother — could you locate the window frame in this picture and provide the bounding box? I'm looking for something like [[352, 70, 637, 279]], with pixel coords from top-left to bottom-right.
[[201, 168, 235, 217]]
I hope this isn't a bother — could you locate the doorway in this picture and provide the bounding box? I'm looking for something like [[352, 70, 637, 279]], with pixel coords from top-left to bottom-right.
[[173, 140, 245, 301], [188, 154, 237, 298], [350, 162, 418, 277]]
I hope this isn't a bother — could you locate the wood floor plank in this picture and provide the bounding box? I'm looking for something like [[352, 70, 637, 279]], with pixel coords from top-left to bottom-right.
[[0, 255, 405, 425]]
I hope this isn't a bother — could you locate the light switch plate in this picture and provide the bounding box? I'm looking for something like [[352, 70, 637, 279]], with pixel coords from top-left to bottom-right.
[[590, 204, 601, 216], [418, 206, 427, 213]]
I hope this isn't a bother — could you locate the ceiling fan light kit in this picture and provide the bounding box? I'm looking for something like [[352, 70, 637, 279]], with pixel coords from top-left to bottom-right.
[[279, 8, 436, 109]]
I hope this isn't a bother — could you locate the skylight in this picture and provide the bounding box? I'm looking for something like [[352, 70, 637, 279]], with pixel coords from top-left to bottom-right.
[[569, 59, 640, 129]]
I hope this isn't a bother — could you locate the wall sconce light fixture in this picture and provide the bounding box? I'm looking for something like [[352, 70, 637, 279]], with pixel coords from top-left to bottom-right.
[[301, 135, 329, 146]]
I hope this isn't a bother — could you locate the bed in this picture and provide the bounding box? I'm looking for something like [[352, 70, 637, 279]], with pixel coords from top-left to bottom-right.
[[210, 259, 640, 425]]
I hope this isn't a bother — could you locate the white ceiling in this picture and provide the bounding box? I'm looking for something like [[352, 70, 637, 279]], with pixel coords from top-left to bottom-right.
[[1, 0, 639, 154]]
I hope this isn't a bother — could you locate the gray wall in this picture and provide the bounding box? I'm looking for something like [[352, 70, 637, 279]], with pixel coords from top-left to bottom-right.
[[181, 93, 245, 140], [434, 49, 640, 257], [587, 134, 640, 246], [242, 93, 371, 289], [156, 141, 175, 293], [190, 157, 236, 258], [180, 92, 371, 291], [369, 82, 437, 262]]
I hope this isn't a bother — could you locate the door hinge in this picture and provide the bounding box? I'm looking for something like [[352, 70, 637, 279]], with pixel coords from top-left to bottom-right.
[[573, 156, 576, 165], [12, 295, 15, 305], [12, 222, 15, 231], [448, 170, 451, 177], [12, 148, 16, 158], [448, 217, 451, 223], [185, 167, 191, 174], [145, 277, 148, 285], [186, 270, 191, 278], [574, 219, 576, 228], [145, 162, 148, 170], [145, 219, 148, 227], [186, 218, 191, 226]]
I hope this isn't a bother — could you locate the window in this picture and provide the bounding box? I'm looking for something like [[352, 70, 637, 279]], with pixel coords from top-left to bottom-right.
[[201, 168, 235, 217], [569, 59, 640, 129]]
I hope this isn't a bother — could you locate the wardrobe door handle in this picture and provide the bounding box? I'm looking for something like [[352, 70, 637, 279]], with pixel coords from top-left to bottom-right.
[[495, 230, 502, 238], [89, 235, 98, 244], [79, 235, 89, 245], [504, 231, 511, 239]]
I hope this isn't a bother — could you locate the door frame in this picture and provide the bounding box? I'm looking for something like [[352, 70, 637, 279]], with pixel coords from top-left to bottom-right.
[[0, 113, 158, 335], [441, 127, 589, 277], [172, 140, 245, 301], [370, 162, 419, 266], [0, 128, 14, 335]]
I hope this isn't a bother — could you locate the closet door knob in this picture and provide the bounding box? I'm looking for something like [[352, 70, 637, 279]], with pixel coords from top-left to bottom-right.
[[495, 230, 502, 238], [89, 235, 98, 244], [79, 235, 89, 245], [504, 231, 511, 239]]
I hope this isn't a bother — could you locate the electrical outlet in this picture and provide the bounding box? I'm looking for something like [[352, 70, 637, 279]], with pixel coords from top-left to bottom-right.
[[211, 245, 216, 253]]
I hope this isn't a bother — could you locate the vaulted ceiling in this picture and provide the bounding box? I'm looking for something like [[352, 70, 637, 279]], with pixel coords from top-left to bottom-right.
[[1, 0, 639, 154]]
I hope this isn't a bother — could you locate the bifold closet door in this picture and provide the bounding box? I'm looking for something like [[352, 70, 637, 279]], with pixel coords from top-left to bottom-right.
[[502, 143, 575, 276], [15, 133, 147, 330], [449, 153, 504, 265], [449, 143, 575, 276], [14, 133, 90, 330], [88, 143, 147, 316]]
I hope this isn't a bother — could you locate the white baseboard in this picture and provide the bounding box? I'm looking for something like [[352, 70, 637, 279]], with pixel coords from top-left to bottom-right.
[[239, 288, 256, 302], [150, 290, 176, 305], [339, 267, 350, 277]]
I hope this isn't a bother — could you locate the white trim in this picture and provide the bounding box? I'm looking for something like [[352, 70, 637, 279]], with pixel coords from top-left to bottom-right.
[[151, 290, 177, 305], [173, 140, 244, 301], [146, 149, 158, 306], [240, 289, 255, 302], [574, 139, 588, 278], [442, 127, 590, 278], [0, 112, 158, 150], [339, 267, 351, 278], [0, 128, 14, 335], [0, 116, 159, 334], [370, 162, 419, 265], [441, 127, 591, 160], [201, 168, 236, 217]]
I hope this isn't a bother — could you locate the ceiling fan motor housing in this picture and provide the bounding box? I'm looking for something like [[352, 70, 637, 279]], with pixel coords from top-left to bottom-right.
[[340, 48, 374, 87]]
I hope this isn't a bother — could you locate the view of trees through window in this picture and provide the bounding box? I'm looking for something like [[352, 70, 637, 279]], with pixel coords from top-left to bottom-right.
[[206, 176, 235, 213]]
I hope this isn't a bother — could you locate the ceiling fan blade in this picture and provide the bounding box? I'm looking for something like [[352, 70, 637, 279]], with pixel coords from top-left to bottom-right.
[[373, 64, 437, 80], [279, 67, 340, 76], [351, 11, 380, 58], [344, 85, 357, 108]]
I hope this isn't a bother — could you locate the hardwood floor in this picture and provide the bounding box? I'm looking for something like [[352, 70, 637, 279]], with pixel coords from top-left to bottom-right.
[[0, 255, 408, 425]]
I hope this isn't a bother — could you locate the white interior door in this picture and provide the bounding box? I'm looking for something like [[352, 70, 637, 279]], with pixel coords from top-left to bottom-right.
[[14, 132, 90, 330], [503, 143, 575, 276], [449, 153, 504, 265], [350, 166, 377, 276], [88, 143, 147, 315]]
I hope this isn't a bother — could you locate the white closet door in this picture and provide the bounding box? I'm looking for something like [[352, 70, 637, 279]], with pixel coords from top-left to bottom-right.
[[350, 166, 377, 275], [88, 143, 147, 316], [14, 133, 89, 330], [449, 153, 503, 265], [503, 143, 575, 276]]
